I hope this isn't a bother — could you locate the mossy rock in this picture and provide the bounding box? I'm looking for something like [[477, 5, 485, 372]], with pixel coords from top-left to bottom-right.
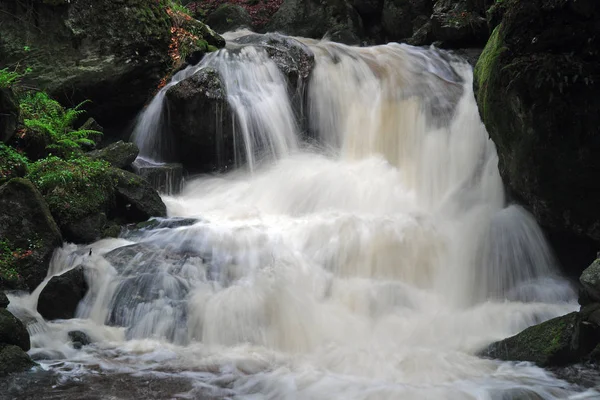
[[473, 0, 600, 250], [0, 309, 30, 351], [109, 168, 167, 223], [0, 345, 37, 377], [481, 312, 587, 367], [0, 178, 62, 291], [0, 0, 172, 125], [88, 141, 139, 169], [26, 156, 115, 243]]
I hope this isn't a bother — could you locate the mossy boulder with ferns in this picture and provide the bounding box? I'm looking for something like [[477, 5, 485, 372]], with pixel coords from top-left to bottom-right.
[[473, 0, 600, 267], [0, 0, 223, 129]]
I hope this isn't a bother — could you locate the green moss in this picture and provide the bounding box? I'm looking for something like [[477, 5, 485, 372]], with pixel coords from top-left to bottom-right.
[[0, 143, 29, 184], [0, 68, 20, 88], [474, 25, 506, 109], [26, 156, 114, 226]]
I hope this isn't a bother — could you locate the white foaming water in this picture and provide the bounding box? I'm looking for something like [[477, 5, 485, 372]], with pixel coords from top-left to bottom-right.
[[7, 33, 598, 399]]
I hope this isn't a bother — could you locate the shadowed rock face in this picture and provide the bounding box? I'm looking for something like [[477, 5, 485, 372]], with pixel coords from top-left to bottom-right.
[[0, 178, 62, 291], [474, 0, 600, 272]]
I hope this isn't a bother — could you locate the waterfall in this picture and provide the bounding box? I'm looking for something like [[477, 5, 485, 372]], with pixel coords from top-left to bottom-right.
[[7, 32, 597, 400]]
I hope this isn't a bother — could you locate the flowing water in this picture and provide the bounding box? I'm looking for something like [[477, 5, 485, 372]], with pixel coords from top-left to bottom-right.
[[4, 32, 599, 399]]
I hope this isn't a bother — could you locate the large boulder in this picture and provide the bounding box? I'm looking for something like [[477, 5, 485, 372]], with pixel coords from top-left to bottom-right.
[[166, 68, 234, 172], [110, 168, 168, 222], [0, 87, 19, 143], [0, 178, 62, 291], [0, 0, 223, 128], [0, 309, 30, 351], [266, 0, 364, 44], [37, 266, 88, 320], [0, 345, 36, 377], [481, 312, 597, 367], [88, 141, 139, 169], [473, 0, 600, 267], [205, 3, 253, 33]]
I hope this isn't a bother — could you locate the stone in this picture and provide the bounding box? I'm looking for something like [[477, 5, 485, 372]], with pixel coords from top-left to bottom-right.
[[0, 87, 19, 144], [266, 0, 364, 45], [0, 0, 223, 127], [110, 168, 167, 222], [382, 0, 433, 42], [0, 178, 62, 291], [205, 3, 253, 33], [133, 159, 184, 195], [62, 212, 108, 244], [0, 292, 8, 308], [88, 141, 139, 169], [0, 308, 30, 351], [0, 345, 36, 377], [473, 0, 600, 256], [68, 330, 91, 349], [431, 0, 488, 47], [481, 312, 590, 367], [580, 259, 600, 304], [37, 266, 88, 320], [166, 68, 234, 172]]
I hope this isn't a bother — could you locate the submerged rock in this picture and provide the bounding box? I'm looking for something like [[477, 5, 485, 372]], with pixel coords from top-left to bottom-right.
[[0, 178, 62, 291], [68, 330, 92, 349], [88, 141, 139, 169], [37, 266, 88, 321], [0, 309, 30, 351], [0, 345, 36, 377], [473, 0, 600, 257], [232, 33, 315, 87], [133, 159, 184, 195]]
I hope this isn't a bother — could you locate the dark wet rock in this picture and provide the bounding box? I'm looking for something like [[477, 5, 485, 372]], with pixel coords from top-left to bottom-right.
[[233, 33, 316, 87], [481, 312, 600, 367], [109, 168, 167, 222], [88, 141, 139, 169], [0, 292, 8, 309], [63, 212, 108, 245], [0, 308, 30, 351], [0, 87, 19, 144], [353, 0, 384, 18], [0, 345, 36, 377], [580, 259, 600, 304], [473, 0, 600, 257], [431, 0, 488, 48], [133, 159, 184, 195], [0, 0, 173, 126], [206, 3, 252, 33], [0, 178, 62, 291], [488, 388, 544, 400], [382, 0, 433, 42], [166, 68, 234, 172], [133, 217, 200, 232], [266, 0, 364, 45], [37, 266, 88, 321], [102, 222, 122, 239], [68, 330, 91, 349]]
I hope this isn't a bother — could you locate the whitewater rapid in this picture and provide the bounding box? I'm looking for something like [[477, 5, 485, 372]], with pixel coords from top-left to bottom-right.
[[5, 32, 598, 399]]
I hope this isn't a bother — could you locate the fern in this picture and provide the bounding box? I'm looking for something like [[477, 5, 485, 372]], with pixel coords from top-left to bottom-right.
[[0, 68, 20, 88], [20, 92, 101, 158]]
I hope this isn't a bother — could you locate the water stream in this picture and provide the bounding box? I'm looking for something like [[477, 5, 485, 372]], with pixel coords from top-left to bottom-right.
[[4, 32, 598, 399]]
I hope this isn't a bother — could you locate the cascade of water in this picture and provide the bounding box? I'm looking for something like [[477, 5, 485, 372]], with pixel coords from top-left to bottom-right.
[[7, 33, 595, 400]]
